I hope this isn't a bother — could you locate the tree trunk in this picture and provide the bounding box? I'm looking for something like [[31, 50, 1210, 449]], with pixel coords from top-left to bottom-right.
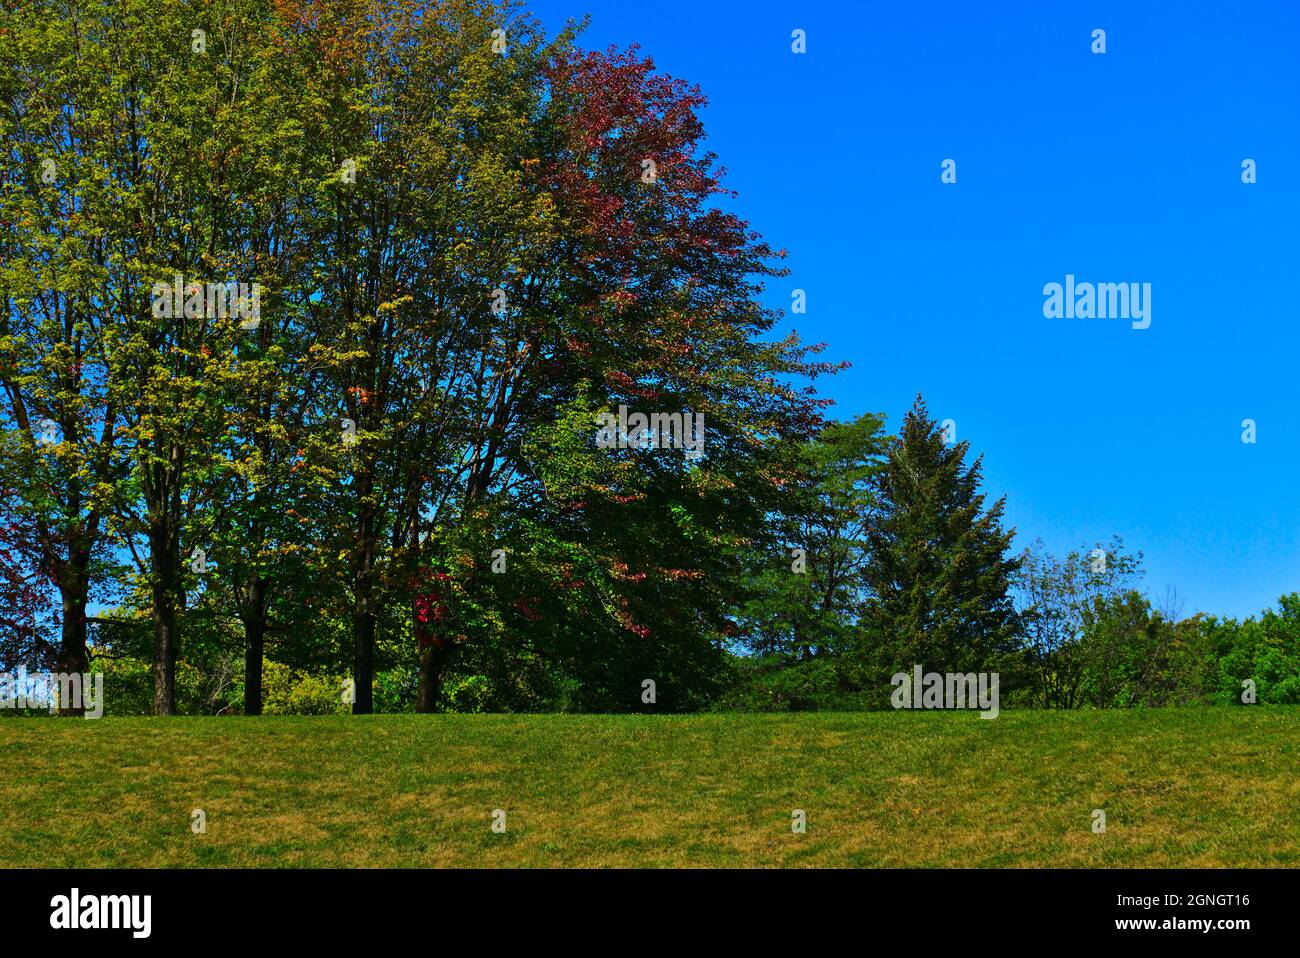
[[416, 641, 452, 713], [54, 563, 90, 716], [243, 616, 265, 716], [152, 599, 178, 715], [242, 576, 270, 715], [353, 586, 374, 713], [351, 493, 377, 714], [150, 519, 180, 716]]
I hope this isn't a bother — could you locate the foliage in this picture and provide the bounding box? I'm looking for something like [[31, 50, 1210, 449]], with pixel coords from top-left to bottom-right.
[[733, 413, 888, 662], [858, 396, 1020, 681], [2, 2, 1295, 718]]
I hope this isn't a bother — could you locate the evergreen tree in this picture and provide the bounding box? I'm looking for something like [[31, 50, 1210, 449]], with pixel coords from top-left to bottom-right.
[[862, 395, 1019, 682]]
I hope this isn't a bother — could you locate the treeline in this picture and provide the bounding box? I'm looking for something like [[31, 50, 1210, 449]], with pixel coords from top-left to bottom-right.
[[721, 403, 1300, 712], [0, 0, 829, 715], [2, 1, 1294, 717]]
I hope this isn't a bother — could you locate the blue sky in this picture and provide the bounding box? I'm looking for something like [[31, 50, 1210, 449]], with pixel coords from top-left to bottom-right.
[[527, 0, 1300, 619]]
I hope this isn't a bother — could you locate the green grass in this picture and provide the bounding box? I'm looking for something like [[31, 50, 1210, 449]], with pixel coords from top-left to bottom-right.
[[2, 709, 1297, 867]]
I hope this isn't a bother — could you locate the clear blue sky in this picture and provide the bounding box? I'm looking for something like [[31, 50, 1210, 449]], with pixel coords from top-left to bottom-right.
[[527, 0, 1300, 620]]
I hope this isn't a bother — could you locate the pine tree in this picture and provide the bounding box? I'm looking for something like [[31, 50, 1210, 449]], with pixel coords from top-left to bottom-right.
[[862, 395, 1020, 682]]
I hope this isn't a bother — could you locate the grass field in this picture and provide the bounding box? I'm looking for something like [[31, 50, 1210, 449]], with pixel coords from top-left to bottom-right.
[[2, 709, 1297, 867]]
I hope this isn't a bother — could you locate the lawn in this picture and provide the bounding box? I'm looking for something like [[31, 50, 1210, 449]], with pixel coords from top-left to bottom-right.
[[1, 709, 1296, 867]]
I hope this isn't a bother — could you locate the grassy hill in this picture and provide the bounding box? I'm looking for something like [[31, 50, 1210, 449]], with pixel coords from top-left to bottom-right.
[[2, 709, 1297, 867]]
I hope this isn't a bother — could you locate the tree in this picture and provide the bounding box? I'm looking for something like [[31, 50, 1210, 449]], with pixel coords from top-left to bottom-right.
[[2, 0, 841, 717], [0, 0, 133, 708], [861, 395, 1019, 684], [1206, 595, 1300, 705], [285, 3, 834, 711], [1013, 536, 1143, 708], [95, 0, 314, 714], [1076, 589, 1164, 707], [735, 413, 888, 662], [173, 5, 330, 715]]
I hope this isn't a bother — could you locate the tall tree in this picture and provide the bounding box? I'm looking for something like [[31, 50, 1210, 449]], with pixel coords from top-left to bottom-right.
[[278, 0, 562, 712], [0, 0, 134, 708], [862, 395, 1019, 682], [395, 33, 841, 710], [176, 2, 328, 715], [98, 0, 303, 714]]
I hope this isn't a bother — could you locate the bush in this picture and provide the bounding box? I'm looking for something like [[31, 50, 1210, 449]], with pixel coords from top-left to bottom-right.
[[258, 661, 350, 715], [442, 674, 492, 713], [1209, 595, 1300, 705], [374, 666, 418, 713], [91, 656, 217, 716], [713, 655, 875, 712]]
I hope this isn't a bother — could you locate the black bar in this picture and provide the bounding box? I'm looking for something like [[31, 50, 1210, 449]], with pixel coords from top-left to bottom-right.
[[2, 868, 1287, 944]]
